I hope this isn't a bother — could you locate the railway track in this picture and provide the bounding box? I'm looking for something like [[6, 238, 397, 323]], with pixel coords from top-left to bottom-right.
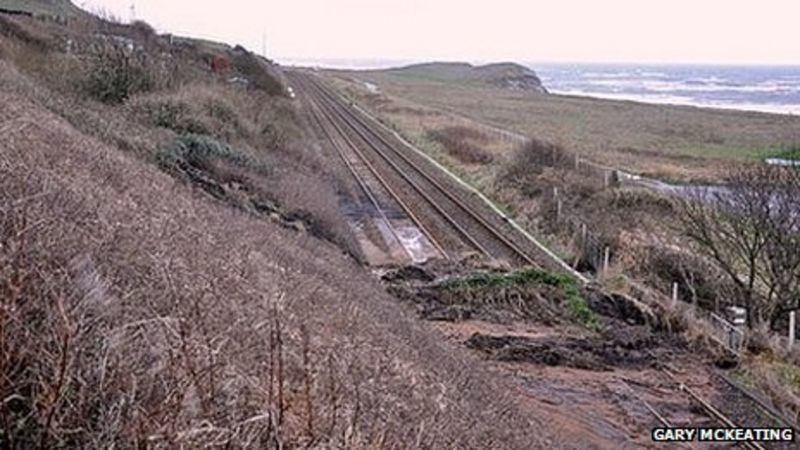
[[631, 363, 796, 450], [291, 71, 540, 267], [299, 77, 445, 263]]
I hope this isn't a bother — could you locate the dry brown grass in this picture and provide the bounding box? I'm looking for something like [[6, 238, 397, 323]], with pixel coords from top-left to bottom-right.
[[427, 126, 494, 165], [0, 16, 362, 260], [0, 15, 51, 50], [0, 89, 549, 448]]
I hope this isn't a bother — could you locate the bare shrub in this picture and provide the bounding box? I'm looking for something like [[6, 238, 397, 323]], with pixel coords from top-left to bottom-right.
[[128, 20, 158, 45], [679, 164, 800, 328], [609, 188, 675, 215], [639, 246, 733, 312], [83, 43, 154, 104], [501, 138, 572, 186], [427, 126, 493, 164]]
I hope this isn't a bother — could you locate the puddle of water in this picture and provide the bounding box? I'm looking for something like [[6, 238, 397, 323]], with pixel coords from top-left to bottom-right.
[[363, 81, 380, 94], [395, 225, 439, 264]]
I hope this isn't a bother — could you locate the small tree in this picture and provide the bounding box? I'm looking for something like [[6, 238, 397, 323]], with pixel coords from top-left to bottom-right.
[[680, 164, 800, 328]]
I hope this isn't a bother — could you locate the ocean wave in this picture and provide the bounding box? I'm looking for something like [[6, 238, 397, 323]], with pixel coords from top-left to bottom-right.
[[550, 89, 800, 115]]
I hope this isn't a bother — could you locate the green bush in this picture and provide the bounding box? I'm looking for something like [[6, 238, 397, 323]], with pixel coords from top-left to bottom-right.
[[135, 99, 209, 134], [84, 44, 154, 104], [157, 134, 270, 192], [159, 133, 250, 171]]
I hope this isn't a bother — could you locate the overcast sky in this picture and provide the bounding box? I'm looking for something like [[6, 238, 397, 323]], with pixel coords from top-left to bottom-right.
[[79, 0, 800, 66]]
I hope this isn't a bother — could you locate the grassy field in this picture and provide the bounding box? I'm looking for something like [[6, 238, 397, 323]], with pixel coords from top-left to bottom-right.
[[328, 67, 800, 182]]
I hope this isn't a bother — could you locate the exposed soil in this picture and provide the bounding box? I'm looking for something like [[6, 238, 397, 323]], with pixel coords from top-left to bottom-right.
[[466, 326, 661, 371], [381, 262, 792, 449]]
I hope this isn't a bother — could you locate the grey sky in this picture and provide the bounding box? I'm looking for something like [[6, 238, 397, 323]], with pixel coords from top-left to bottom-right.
[[80, 0, 800, 65]]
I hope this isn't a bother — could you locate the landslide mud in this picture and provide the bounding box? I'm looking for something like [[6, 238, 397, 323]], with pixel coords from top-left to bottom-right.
[[382, 263, 761, 448]]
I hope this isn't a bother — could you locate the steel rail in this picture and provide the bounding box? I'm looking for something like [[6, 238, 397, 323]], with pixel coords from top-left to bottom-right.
[[293, 74, 449, 260], [301, 74, 495, 259], [301, 73, 539, 266]]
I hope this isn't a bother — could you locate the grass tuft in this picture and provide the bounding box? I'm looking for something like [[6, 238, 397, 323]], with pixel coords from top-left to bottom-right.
[[769, 144, 800, 161], [438, 268, 601, 330]]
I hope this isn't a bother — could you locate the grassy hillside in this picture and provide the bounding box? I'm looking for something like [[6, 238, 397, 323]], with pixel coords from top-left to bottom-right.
[[0, 0, 87, 18], [0, 9, 554, 449], [383, 61, 546, 92]]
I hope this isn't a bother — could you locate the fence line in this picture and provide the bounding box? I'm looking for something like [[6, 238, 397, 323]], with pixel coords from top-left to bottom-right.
[[543, 178, 745, 354]]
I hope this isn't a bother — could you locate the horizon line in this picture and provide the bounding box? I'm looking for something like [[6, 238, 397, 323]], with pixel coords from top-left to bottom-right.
[[276, 56, 800, 69]]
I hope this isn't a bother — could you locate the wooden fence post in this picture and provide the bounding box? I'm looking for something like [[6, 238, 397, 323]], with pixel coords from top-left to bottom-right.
[[789, 311, 796, 349]]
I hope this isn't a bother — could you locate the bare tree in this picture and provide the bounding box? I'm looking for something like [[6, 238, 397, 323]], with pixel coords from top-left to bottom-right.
[[759, 167, 800, 327], [680, 164, 800, 328]]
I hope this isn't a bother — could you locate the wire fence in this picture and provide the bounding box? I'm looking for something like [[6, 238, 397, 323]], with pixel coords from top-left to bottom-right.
[[537, 157, 748, 355]]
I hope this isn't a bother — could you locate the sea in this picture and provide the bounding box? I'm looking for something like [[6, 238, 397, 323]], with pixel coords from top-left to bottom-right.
[[280, 58, 800, 116], [534, 63, 800, 115]]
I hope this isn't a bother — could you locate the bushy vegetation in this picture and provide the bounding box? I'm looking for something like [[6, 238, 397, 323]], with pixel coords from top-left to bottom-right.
[[230, 47, 282, 95], [158, 133, 267, 176], [427, 126, 493, 164], [132, 97, 209, 134], [83, 43, 155, 104], [500, 139, 573, 187]]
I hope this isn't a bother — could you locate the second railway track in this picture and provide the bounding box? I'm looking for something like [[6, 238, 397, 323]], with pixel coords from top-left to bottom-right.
[[291, 71, 541, 267]]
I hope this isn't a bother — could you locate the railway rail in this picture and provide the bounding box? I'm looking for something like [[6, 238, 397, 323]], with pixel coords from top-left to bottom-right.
[[630, 361, 796, 450], [299, 77, 446, 262], [291, 71, 540, 267]]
